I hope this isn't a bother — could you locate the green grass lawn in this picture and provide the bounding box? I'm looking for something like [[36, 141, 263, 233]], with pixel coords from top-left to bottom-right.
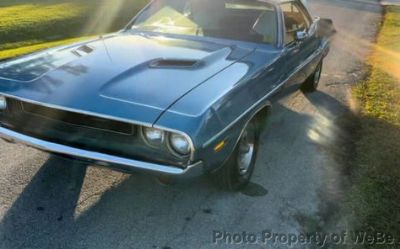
[[0, 0, 148, 59], [349, 6, 400, 248]]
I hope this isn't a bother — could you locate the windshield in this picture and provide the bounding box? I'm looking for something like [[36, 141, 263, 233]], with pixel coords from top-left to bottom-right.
[[132, 0, 277, 44]]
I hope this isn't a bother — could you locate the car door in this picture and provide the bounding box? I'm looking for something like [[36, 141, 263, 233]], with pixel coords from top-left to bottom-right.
[[280, 1, 317, 88]]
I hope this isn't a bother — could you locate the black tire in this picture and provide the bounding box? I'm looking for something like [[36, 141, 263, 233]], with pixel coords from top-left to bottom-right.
[[212, 118, 260, 191], [302, 61, 323, 93]]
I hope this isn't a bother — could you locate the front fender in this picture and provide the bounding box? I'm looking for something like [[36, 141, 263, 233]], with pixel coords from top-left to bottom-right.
[[155, 98, 272, 172], [155, 48, 281, 172], [199, 101, 271, 172]]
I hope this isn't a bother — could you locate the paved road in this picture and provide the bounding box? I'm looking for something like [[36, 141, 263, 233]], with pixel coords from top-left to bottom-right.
[[0, 1, 382, 248]]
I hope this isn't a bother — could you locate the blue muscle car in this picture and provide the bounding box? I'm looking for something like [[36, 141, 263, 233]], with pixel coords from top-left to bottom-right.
[[0, 0, 330, 190]]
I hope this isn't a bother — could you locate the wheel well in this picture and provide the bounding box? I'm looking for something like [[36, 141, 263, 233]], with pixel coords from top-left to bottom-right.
[[253, 104, 271, 128], [205, 103, 271, 173]]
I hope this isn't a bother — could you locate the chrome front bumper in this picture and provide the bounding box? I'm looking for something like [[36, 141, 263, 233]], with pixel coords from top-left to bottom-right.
[[0, 127, 204, 178]]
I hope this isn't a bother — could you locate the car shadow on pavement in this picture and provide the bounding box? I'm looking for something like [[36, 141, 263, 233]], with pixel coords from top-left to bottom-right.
[[0, 154, 220, 249], [0, 156, 88, 249], [0, 90, 369, 249]]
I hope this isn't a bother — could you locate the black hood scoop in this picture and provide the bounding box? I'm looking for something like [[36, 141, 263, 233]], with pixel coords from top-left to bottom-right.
[[149, 59, 200, 69]]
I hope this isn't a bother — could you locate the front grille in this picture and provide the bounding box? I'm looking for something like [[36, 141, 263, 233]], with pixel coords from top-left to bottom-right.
[[14, 100, 133, 135], [21, 101, 133, 135], [0, 98, 187, 167]]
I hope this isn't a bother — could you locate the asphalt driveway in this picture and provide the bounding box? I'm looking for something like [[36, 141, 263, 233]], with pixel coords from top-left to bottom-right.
[[0, 0, 382, 248]]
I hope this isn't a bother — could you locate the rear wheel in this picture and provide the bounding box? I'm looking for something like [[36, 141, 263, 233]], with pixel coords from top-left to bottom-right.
[[302, 61, 323, 92], [212, 118, 260, 191]]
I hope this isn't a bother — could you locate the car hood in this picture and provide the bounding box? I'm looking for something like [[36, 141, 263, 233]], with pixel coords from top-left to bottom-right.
[[0, 33, 255, 125]]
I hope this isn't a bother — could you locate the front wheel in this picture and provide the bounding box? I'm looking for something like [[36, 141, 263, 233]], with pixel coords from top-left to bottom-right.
[[302, 61, 323, 92], [212, 118, 260, 191]]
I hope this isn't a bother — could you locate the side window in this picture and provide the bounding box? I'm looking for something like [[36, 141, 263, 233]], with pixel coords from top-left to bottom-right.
[[252, 10, 278, 44], [281, 3, 311, 45]]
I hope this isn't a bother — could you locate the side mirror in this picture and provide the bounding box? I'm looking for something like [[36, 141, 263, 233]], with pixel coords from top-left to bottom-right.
[[296, 31, 308, 41]]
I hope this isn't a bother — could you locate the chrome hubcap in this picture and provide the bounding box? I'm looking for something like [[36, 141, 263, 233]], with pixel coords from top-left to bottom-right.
[[237, 126, 255, 175]]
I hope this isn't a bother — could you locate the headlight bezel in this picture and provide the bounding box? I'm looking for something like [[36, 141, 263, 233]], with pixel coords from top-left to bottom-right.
[[141, 127, 166, 148], [167, 133, 191, 156], [141, 126, 193, 158]]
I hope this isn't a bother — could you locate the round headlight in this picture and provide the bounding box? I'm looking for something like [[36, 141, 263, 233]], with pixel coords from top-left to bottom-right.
[[169, 133, 191, 156], [143, 127, 165, 146], [0, 96, 6, 111]]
